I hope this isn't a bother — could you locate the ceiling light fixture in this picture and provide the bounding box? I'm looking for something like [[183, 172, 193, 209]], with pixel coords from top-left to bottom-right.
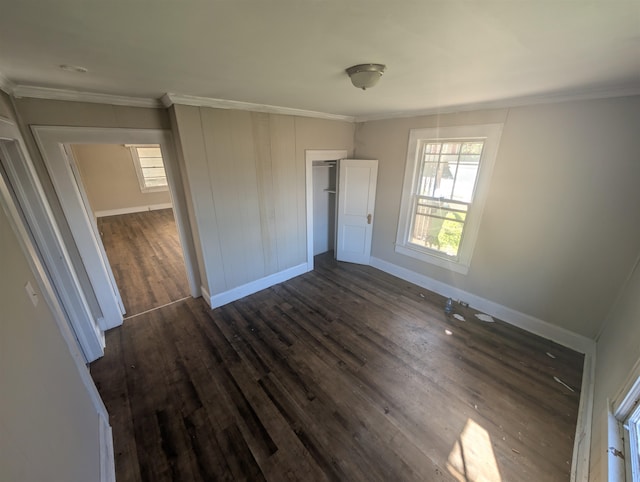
[[345, 63, 386, 90]]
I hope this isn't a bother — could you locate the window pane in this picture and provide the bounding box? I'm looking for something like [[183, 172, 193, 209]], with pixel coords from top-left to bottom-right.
[[136, 146, 161, 157], [144, 177, 168, 187], [410, 201, 467, 258], [461, 142, 483, 155], [451, 164, 479, 202], [138, 157, 164, 168]]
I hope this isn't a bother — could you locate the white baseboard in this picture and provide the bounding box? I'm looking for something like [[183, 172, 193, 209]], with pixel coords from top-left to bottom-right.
[[95, 203, 173, 218], [369, 256, 595, 482], [210, 263, 307, 309], [99, 414, 116, 482], [201, 285, 212, 308], [369, 256, 596, 355]]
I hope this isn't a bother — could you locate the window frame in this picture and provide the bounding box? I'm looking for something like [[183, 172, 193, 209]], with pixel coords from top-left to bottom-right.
[[614, 376, 640, 482], [395, 123, 503, 275], [128, 144, 169, 193]]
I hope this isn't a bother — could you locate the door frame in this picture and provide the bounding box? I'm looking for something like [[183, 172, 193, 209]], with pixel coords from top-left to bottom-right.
[[305, 149, 348, 271], [31, 126, 201, 330], [0, 117, 105, 361]]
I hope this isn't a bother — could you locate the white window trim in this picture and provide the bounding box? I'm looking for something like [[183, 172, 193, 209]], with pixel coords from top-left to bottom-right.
[[128, 144, 169, 193], [395, 123, 503, 275], [613, 374, 640, 482]]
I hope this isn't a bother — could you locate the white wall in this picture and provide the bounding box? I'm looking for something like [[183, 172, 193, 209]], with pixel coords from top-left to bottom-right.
[[72, 143, 171, 216], [589, 257, 640, 480], [354, 96, 640, 339]]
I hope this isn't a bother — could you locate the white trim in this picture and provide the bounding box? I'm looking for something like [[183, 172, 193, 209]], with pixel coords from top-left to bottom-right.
[[368, 255, 596, 481], [31, 126, 201, 328], [210, 263, 307, 309], [0, 72, 15, 94], [201, 285, 212, 308], [99, 414, 116, 482], [395, 124, 503, 275], [571, 353, 596, 482], [0, 117, 104, 361], [355, 84, 640, 122], [0, 118, 110, 471], [162, 93, 356, 122], [12, 85, 162, 108], [369, 256, 596, 355], [95, 202, 173, 218], [305, 149, 348, 271]]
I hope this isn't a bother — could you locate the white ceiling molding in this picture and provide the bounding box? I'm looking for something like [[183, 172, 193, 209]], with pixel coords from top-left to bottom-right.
[[354, 84, 640, 123], [12, 85, 163, 108], [0, 72, 15, 95], [162, 93, 355, 123]]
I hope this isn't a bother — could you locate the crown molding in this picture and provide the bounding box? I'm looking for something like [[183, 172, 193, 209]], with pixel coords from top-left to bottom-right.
[[354, 84, 640, 122], [0, 72, 15, 95], [11, 85, 163, 108], [162, 93, 356, 122]]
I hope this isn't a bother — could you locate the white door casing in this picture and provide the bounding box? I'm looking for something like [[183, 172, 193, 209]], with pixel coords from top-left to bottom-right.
[[0, 117, 104, 361], [336, 159, 378, 265], [305, 149, 348, 270], [63, 144, 125, 315], [31, 126, 201, 333]]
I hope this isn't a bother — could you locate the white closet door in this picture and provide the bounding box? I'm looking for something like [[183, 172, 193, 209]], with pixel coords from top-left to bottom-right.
[[336, 159, 378, 264]]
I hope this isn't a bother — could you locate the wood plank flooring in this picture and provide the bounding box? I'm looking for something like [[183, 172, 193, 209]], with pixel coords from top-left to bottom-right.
[[90, 252, 584, 482], [97, 209, 190, 317]]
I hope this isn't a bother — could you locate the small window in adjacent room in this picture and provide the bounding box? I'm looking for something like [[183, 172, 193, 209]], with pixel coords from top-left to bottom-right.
[[395, 124, 502, 274], [129, 144, 168, 192]]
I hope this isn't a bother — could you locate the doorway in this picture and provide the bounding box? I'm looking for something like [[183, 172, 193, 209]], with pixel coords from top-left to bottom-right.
[[305, 150, 347, 270], [69, 143, 190, 318], [31, 126, 200, 359]]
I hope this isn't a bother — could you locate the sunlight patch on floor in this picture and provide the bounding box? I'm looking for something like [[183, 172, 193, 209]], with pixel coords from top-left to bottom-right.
[[447, 418, 502, 482]]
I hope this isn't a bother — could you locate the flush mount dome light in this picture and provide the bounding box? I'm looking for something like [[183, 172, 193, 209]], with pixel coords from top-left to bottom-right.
[[345, 63, 386, 90]]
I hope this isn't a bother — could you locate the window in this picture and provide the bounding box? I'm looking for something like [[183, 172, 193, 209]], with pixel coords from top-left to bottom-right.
[[396, 124, 502, 274], [614, 376, 640, 481], [129, 144, 168, 192]]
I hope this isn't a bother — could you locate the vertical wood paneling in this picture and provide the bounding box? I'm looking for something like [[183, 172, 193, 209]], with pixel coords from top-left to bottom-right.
[[229, 110, 265, 281], [269, 114, 299, 271], [201, 108, 245, 289], [172, 105, 225, 295], [252, 113, 279, 274], [173, 106, 354, 297]]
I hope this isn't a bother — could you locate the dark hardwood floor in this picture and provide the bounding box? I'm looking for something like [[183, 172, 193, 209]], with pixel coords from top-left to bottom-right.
[[91, 252, 584, 481], [97, 209, 190, 317]]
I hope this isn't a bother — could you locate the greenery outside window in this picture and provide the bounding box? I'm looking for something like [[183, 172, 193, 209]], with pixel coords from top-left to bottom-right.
[[395, 124, 503, 274], [129, 144, 168, 193]]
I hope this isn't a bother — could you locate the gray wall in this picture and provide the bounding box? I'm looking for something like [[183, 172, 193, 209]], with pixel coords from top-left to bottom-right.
[[354, 96, 640, 338], [172, 105, 354, 297], [72, 143, 171, 215], [0, 91, 103, 482]]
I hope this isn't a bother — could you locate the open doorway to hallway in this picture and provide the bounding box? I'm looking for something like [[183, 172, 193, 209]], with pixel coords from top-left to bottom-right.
[[71, 143, 190, 318]]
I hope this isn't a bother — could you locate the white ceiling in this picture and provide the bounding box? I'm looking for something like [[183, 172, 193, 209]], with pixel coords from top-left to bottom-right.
[[0, 1, 639, 118]]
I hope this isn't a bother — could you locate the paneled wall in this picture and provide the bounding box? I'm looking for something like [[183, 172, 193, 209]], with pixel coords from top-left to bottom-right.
[[171, 105, 354, 297]]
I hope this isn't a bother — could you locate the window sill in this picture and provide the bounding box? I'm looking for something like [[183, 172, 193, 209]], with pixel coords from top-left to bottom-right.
[[394, 243, 470, 275]]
